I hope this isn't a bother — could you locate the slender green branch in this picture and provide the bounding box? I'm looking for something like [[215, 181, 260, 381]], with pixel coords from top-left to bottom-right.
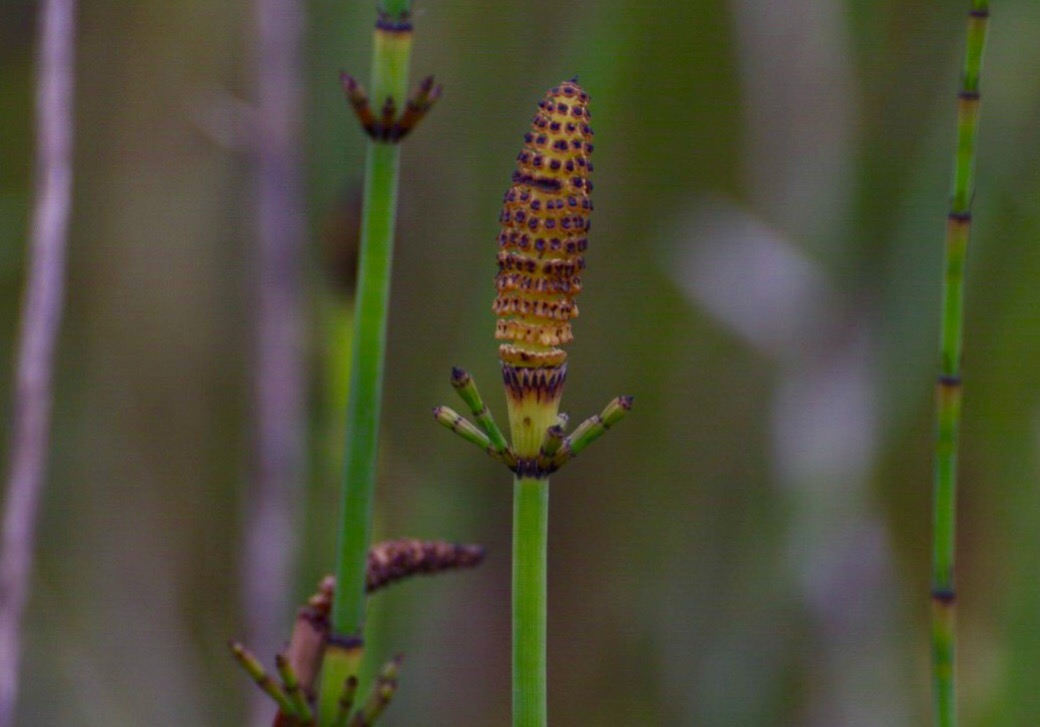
[[452, 367, 511, 454], [433, 405, 492, 448], [538, 424, 565, 460], [228, 642, 298, 718], [331, 676, 359, 727], [432, 405, 516, 466], [347, 654, 403, 727], [276, 653, 315, 724], [513, 477, 549, 727], [550, 396, 633, 469], [932, 3, 989, 726]]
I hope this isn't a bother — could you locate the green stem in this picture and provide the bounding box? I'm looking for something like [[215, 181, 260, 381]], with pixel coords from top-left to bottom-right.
[[321, 5, 413, 724], [932, 3, 988, 725], [513, 476, 549, 727], [332, 139, 404, 637]]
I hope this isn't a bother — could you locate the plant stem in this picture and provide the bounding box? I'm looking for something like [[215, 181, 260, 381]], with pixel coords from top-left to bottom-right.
[[932, 3, 988, 725], [332, 3, 412, 643], [0, 0, 76, 723], [333, 131, 403, 637], [513, 476, 549, 727], [243, 0, 306, 718], [321, 4, 412, 724]]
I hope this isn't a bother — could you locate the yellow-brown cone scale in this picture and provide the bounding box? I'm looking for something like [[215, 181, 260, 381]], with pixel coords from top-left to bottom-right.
[[496, 81, 593, 460]]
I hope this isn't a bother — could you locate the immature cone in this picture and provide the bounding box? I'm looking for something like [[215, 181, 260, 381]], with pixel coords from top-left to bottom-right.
[[495, 80, 593, 458], [495, 80, 592, 368]]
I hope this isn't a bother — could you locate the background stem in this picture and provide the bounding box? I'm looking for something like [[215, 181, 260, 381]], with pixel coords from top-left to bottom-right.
[[320, 5, 413, 724], [331, 5, 412, 644], [242, 0, 307, 722], [0, 0, 76, 723], [331, 139, 405, 638], [513, 476, 548, 727], [932, 3, 989, 725]]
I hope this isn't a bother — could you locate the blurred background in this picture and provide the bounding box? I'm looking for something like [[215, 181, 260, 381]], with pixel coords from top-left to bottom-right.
[[3, 0, 1040, 724]]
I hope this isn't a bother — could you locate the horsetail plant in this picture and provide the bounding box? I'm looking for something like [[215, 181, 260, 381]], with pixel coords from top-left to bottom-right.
[[435, 80, 631, 727], [231, 1, 455, 723], [931, 3, 989, 725], [320, 0, 441, 721]]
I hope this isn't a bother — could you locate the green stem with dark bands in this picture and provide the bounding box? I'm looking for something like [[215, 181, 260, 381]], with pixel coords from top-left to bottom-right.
[[932, 3, 988, 726], [321, 7, 412, 725], [331, 7, 412, 644], [513, 476, 549, 727]]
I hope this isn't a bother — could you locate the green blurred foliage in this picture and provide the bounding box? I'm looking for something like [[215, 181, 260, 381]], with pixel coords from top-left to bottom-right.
[[3, 0, 1040, 724]]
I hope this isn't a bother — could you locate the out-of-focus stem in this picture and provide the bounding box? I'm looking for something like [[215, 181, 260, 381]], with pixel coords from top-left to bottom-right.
[[243, 0, 307, 725], [932, 3, 989, 726], [0, 0, 76, 724]]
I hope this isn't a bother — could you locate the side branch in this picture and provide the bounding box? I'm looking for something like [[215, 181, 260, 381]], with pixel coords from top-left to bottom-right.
[[433, 406, 516, 467], [347, 654, 403, 727], [340, 73, 442, 143], [549, 395, 633, 470], [451, 367, 510, 454], [331, 677, 359, 727], [229, 642, 299, 718]]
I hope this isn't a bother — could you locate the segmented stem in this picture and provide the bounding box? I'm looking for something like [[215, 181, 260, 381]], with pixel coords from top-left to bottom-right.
[[430, 80, 628, 727], [347, 654, 403, 726], [932, 3, 988, 726], [332, 25, 412, 637], [323, 2, 413, 723], [276, 653, 314, 724], [433, 404, 515, 467], [551, 395, 632, 468], [451, 367, 511, 454], [513, 477, 549, 727], [331, 677, 359, 727], [228, 642, 298, 717]]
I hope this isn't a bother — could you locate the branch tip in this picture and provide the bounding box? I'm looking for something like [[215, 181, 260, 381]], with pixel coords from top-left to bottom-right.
[[450, 366, 470, 387]]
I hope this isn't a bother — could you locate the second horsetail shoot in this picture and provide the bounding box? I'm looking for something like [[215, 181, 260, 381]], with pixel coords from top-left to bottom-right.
[[435, 79, 632, 727]]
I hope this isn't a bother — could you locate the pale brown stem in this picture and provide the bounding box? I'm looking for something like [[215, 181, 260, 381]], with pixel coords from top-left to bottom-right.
[[0, 0, 77, 723], [243, 0, 307, 723]]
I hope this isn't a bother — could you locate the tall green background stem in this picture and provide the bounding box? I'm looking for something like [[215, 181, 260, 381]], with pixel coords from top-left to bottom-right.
[[333, 138, 403, 636], [513, 476, 549, 727], [321, 4, 412, 723], [932, 3, 988, 725]]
